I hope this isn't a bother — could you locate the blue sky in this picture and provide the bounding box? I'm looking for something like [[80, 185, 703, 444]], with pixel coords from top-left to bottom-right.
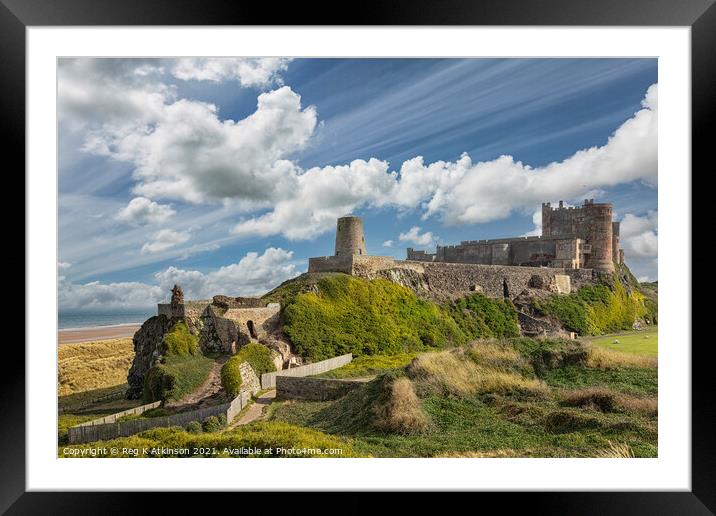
[[58, 58, 658, 311]]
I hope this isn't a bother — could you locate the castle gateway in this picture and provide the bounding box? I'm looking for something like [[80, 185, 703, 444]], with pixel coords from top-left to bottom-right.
[[407, 199, 623, 273]]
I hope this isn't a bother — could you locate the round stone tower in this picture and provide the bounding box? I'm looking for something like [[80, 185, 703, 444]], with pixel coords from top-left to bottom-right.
[[583, 202, 614, 273], [335, 216, 367, 256]]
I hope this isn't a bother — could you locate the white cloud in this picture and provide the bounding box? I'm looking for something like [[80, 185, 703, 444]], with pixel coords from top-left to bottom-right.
[[171, 58, 292, 88], [382, 240, 394, 247], [155, 247, 297, 298], [621, 211, 658, 259], [141, 229, 191, 254], [58, 276, 164, 311], [398, 226, 436, 247], [230, 83, 658, 240], [116, 197, 176, 225], [58, 261, 72, 270], [86, 86, 317, 205], [58, 247, 298, 310], [58, 58, 172, 130]]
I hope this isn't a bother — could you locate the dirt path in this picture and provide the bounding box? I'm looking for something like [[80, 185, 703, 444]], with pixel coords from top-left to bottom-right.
[[165, 356, 229, 410], [227, 390, 276, 429]]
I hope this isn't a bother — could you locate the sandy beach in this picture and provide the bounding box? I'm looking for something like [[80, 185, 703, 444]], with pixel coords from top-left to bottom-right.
[[59, 324, 141, 344]]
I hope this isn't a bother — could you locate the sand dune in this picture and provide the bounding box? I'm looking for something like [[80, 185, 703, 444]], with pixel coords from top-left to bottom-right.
[[59, 324, 141, 344]]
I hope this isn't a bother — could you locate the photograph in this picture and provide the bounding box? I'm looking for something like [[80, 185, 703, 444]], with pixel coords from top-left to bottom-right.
[[56, 57, 660, 459]]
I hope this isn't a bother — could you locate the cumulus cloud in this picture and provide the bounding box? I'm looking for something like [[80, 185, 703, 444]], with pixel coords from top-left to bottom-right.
[[382, 240, 394, 247], [398, 226, 436, 247], [58, 58, 172, 129], [155, 247, 297, 298], [58, 247, 298, 310], [171, 58, 292, 87], [141, 229, 191, 254], [85, 86, 317, 205], [621, 211, 658, 259], [116, 197, 176, 225], [230, 83, 658, 240]]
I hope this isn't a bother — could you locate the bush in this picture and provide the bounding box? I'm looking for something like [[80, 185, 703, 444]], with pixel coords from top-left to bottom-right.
[[235, 343, 276, 377], [220, 357, 243, 397], [163, 321, 200, 356], [221, 343, 276, 397], [534, 280, 648, 336], [202, 415, 224, 433], [283, 275, 467, 361], [446, 293, 520, 339], [185, 421, 203, 434]]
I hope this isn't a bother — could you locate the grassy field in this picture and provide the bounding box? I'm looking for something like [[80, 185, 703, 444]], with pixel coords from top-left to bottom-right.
[[267, 338, 658, 458], [585, 327, 658, 356], [58, 338, 134, 397]]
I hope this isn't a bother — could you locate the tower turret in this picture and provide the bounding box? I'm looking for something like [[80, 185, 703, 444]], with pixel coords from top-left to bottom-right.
[[334, 216, 367, 256]]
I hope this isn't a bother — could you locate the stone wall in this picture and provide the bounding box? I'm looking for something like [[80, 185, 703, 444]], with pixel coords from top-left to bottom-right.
[[307, 255, 353, 274], [276, 376, 368, 401], [222, 303, 280, 340], [260, 353, 353, 389]]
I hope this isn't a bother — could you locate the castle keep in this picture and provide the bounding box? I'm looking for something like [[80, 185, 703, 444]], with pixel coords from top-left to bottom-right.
[[407, 199, 623, 273], [308, 200, 625, 301]]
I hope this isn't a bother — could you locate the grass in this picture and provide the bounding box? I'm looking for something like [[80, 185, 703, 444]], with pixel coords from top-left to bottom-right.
[[58, 384, 128, 412], [314, 353, 417, 379], [585, 327, 658, 357], [143, 352, 215, 402], [282, 275, 467, 360], [59, 421, 363, 458], [142, 321, 215, 402], [534, 280, 648, 336], [586, 345, 657, 369], [266, 337, 657, 458], [58, 338, 134, 397]]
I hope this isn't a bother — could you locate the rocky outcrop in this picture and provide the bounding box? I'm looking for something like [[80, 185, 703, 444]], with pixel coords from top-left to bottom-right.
[[511, 288, 573, 339], [126, 315, 176, 399]]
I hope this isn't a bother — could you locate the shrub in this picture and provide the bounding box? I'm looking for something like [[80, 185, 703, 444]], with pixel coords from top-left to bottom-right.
[[202, 415, 224, 433], [163, 321, 200, 356], [446, 293, 520, 339], [235, 343, 276, 377], [534, 280, 648, 336], [185, 421, 203, 434], [221, 357, 243, 397], [283, 275, 466, 361], [142, 407, 170, 418]]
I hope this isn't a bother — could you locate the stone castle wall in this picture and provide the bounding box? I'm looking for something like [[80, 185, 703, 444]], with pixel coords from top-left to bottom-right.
[[335, 216, 367, 256]]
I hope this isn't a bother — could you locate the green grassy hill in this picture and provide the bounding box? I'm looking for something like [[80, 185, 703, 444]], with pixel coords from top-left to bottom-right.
[[275, 274, 520, 361]]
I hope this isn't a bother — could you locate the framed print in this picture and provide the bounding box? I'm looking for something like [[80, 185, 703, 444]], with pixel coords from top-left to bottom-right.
[[5, 0, 711, 512]]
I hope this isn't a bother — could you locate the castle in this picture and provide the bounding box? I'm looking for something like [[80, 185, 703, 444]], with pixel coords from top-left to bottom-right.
[[308, 200, 624, 300], [407, 199, 623, 272]]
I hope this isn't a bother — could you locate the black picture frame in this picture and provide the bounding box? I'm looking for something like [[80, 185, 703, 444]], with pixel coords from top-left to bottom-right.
[[4, 0, 708, 512]]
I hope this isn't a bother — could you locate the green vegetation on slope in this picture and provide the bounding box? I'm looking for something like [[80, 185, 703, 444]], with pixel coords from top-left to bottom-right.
[[315, 353, 418, 379], [446, 294, 520, 339], [534, 280, 648, 336], [221, 343, 277, 396], [268, 337, 657, 457], [142, 321, 214, 402], [282, 275, 468, 360], [281, 275, 520, 361], [59, 422, 362, 458]]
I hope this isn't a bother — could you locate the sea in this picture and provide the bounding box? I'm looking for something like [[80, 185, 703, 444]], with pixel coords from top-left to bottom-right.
[[58, 310, 154, 330]]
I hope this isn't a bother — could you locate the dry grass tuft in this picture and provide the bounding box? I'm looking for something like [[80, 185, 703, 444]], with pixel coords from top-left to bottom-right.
[[597, 440, 635, 458], [586, 345, 657, 369], [58, 338, 134, 396], [372, 377, 431, 435], [407, 347, 545, 397], [561, 387, 657, 416]]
